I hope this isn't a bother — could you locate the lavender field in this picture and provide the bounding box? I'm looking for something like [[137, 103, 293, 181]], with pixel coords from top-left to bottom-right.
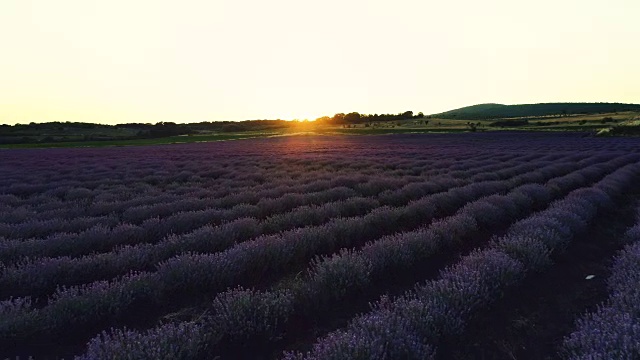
[[1, 132, 640, 360]]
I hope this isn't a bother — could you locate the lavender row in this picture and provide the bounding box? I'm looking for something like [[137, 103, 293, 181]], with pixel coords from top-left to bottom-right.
[[76, 181, 563, 359], [0, 215, 121, 242], [74, 155, 633, 359], [0, 156, 555, 265], [0, 152, 495, 209], [77, 287, 295, 360], [0, 167, 352, 216], [562, 208, 640, 359], [1, 158, 584, 300], [0, 151, 604, 241], [286, 157, 626, 319], [285, 162, 639, 360], [0, 159, 580, 344], [0, 154, 435, 196], [0, 153, 457, 195], [0, 186, 361, 261], [0, 197, 380, 299], [0, 159, 503, 263], [4, 134, 559, 190], [112, 156, 509, 224], [2, 133, 636, 195], [0, 144, 601, 218], [0, 176, 372, 237], [0, 157, 510, 238], [146, 159, 582, 297], [0, 155, 527, 237]]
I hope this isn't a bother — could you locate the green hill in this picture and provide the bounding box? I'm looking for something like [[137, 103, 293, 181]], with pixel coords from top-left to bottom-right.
[[431, 103, 640, 120]]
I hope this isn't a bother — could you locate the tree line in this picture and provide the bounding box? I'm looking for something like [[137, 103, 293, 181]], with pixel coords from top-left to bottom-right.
[[314, 111, 424, 124]]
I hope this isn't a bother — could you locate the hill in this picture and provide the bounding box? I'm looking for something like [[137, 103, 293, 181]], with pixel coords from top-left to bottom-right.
[[431, 102, 640, 120]]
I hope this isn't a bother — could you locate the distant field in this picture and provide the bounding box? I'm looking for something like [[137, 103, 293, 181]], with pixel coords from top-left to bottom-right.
[[1, 133, 640, 359], [0, 127, 480, 149], [2, 111, 639, 149], [0, 132, 275, 149]]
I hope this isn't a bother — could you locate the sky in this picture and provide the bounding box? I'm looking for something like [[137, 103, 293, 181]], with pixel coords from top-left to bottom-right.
[[1, 0, 639, 125]]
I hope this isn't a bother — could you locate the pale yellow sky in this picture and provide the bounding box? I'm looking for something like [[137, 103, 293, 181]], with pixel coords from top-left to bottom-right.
[[1, 0, 638, 124]]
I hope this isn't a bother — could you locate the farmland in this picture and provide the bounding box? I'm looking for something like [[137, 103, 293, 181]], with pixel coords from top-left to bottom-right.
[[1, 132, 640, 359], [3, 103, 640, 150]]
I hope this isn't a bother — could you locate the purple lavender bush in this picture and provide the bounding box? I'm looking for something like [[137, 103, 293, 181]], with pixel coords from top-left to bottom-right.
[[79, 287, 293, 360]]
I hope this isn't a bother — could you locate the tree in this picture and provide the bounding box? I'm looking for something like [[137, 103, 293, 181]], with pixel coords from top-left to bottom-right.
[[344, 112, 361, 123], [149, 122, 188, 137], [332, 113, 346, 123]]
